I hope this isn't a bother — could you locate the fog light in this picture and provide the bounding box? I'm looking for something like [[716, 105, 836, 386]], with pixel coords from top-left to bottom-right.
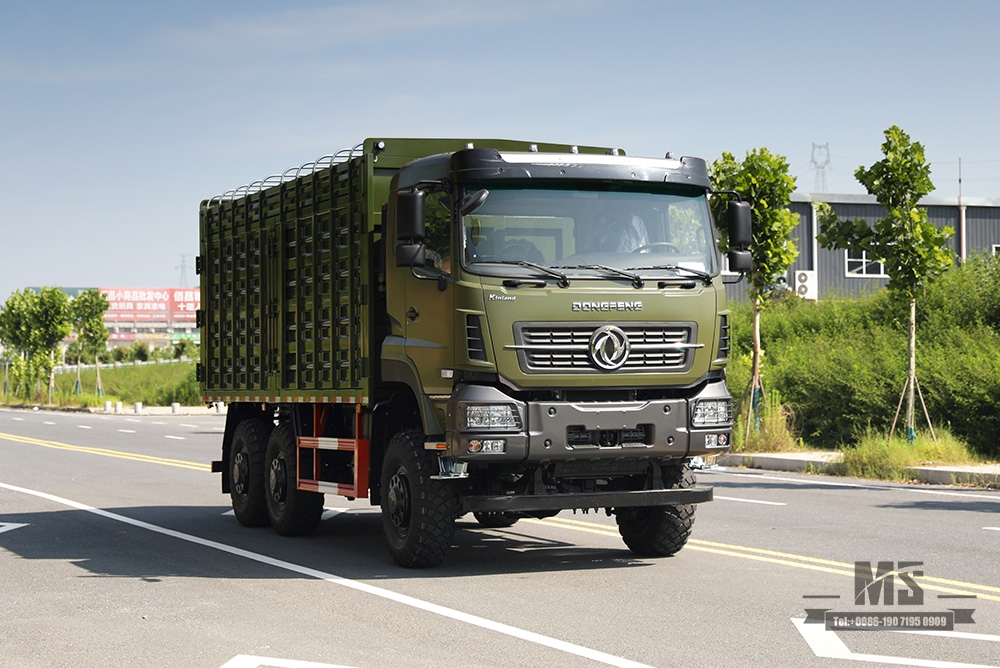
[[468, 439, 505, 454], [705, 433, 730, 448]]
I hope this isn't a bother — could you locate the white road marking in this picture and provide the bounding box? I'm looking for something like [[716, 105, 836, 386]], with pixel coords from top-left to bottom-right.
[[1, 482, 653, 668], [152, 421, 167, 425], [792, 617, 998, 667], [180, 423, 198, 428], [126, 419, 140, 423], [895, 629, 1000, 643], [705, 469, 1000, 502], [219, 655, 355, 668], [984, 527, 1000, 532], [11, 417, 23, 421], [0, 522, 30, 535], [77, 425, 92, 430], [43, 421, 55, 425], [714, 495, 786, 506], [164, 435, 185, 441], [118, 429, 136, 434]]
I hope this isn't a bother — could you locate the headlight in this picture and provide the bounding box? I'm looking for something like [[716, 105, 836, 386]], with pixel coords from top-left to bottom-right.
[[461, 403, 522, 430], [692, 399, 733, 428]]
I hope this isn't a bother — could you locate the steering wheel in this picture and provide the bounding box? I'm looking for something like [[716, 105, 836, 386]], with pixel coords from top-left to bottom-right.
[[632, 242, 680, 254]]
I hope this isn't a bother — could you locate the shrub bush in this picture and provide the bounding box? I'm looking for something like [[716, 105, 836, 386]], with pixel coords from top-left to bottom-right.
[[726, 254, 1000, 458]]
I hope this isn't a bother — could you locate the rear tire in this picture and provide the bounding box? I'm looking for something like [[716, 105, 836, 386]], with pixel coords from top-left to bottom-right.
[[615, 464, 696, 557], [265, 422, 324, 536], [381, 429, 459, 568], [229, 418, 273, 528]]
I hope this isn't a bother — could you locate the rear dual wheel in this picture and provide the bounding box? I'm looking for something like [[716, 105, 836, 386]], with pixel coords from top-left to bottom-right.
[[229, 418, 273, 527], [265, 422, 324, 536]]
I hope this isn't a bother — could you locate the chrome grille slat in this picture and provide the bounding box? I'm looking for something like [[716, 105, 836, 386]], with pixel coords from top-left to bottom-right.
[[511, 321, 698, 373]]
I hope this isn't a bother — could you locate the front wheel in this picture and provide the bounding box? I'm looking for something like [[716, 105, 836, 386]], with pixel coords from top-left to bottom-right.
[[381, 429, 459, 568], [615, 464, 696, 557], [265, 422, 324, 536]]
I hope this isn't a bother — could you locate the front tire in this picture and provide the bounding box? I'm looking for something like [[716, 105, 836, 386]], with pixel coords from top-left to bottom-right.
[[229, 417, 273, 528], [265, 422, 324, 536], [615, 464, 696, 557], [380, 429, 459, 568]]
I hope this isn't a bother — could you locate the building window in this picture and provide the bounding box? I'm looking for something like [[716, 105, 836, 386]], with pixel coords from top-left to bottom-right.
[[992, 244, 1000, 256], [846, 249, 887, 277]]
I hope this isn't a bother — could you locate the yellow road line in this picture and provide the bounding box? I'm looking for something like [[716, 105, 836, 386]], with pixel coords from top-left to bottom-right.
[[528, 516, 1000, 602], [0, 431, 210, 472]]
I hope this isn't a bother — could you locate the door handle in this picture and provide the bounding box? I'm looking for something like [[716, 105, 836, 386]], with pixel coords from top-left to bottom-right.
[[405, 306, 419, 322]]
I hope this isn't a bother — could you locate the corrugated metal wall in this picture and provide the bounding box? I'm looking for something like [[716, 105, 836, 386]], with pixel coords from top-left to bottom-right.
[[726, 195, 1000, 305]]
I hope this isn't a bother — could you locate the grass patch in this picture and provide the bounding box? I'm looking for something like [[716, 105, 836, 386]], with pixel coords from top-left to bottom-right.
[[1, 361, 200, 407], [842, 426, 982, 481], [731, 389, 804, 453]]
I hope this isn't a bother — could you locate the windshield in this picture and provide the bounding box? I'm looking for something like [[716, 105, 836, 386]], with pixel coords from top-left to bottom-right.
[[460, 185, 718, 280]]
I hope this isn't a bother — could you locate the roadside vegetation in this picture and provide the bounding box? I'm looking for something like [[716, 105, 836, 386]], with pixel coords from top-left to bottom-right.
[[1, 359, 200, 408], [725, 252, 1000, 470]]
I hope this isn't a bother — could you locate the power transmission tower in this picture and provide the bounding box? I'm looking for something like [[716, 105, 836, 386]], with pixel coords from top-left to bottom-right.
[[810, 143, 831, 193], [176, 255, 189, 288]]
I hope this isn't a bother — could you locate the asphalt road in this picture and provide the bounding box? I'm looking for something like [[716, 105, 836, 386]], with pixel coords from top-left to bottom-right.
[[1, 406, 998, 668]]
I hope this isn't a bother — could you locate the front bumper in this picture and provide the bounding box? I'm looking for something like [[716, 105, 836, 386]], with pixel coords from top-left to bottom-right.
[[445, 381, 733, 464]]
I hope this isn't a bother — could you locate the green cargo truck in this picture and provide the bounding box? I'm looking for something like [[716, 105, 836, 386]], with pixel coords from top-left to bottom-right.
[[199, 138, 751, 567]]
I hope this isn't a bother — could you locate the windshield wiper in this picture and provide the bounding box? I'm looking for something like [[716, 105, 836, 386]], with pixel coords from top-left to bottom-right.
[[552, 264, 644, 289], [474, 260, 571, 287], [626, 264, 713, 285]]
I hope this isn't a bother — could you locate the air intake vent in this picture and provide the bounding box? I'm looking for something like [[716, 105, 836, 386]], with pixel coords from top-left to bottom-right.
[[466, 315, 487, 361], [717, 315, 731, 360]]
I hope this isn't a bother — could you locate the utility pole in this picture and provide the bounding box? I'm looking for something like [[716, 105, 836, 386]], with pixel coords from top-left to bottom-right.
[[810, 143, 831, 193], [176, 255, 190, 288]]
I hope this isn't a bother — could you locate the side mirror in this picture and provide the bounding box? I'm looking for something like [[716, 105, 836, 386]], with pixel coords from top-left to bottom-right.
[[727, 201, 752, 249], [396, 189, 426, 242], [395, 243, 426, 268], [727, 250, 752, 273], [458, 189, 489, 216]]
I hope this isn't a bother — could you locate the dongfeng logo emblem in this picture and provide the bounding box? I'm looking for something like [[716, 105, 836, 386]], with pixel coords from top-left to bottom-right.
[[589, 325, 630, 370]]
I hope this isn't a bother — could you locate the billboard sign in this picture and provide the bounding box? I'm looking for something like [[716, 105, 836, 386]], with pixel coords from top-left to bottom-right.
[[100, 288, 200, 322]]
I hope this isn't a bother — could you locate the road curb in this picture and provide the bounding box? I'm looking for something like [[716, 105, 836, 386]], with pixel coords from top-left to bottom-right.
[[716, 452, 1000, 488]]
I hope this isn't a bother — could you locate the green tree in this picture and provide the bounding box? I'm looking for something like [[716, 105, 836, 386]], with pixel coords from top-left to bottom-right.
[[0, 290, 35, 397], [70, 289, 109, 396], [33, 287, 72, 403], [710, 149, 800, 432], [173, 337, 198, 360], [817, 125, 954, 441], [0, 288, 71, 401]]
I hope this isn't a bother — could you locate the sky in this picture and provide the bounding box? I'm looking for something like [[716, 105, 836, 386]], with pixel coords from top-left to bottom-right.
[[2, 0, 999, 303]]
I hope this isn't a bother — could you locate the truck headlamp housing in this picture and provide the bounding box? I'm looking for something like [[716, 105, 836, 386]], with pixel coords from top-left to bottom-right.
[[692, 399, 734, 428], [460, 403, 522, 431]]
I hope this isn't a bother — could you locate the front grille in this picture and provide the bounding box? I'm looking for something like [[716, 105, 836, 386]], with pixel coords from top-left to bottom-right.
[[510, 322, 699, 373]]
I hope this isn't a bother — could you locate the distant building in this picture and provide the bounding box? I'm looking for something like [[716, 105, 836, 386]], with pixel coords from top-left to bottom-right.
[[726, 193, 1000, 302], [100, 287, 200, 348]]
